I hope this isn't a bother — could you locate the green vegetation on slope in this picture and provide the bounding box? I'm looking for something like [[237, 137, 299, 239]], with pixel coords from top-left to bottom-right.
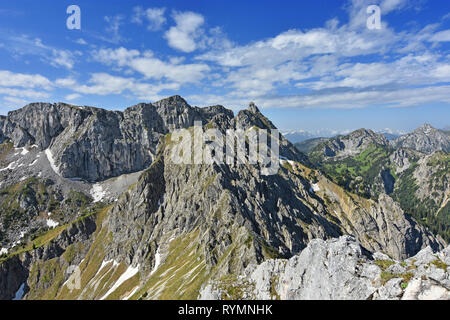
[[306, 142, 449, 243], [392, 163, 450, 242], [312, 144, 392, 199]]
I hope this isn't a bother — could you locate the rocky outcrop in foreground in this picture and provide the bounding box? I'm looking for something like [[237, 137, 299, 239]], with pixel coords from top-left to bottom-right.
[[199, 236, 449, 300]]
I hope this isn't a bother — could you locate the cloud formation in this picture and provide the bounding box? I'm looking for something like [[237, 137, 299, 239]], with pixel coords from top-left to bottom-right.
[[1, 0, 449, 115], [132, 7, 167, 31], [165, 11, 205, 52]]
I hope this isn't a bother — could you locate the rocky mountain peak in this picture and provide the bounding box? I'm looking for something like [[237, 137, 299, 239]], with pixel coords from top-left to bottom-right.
[[348, 128, 388, 144], [416, 123, 437, 134], [248, 102, 260, 114], [391, 123, 450, 154], [311, 127, 388, 159], [153, 95, 189, 109]]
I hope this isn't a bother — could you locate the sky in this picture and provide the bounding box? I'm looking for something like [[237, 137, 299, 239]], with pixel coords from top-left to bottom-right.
[[0, 0, 449, 134]]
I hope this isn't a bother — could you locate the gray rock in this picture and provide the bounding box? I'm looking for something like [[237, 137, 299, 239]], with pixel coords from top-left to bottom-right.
[[376, 278, 403, 300], [386, 264, 406, 275], [402, 278, 450, 300], [426, 265, 447, 283], [411, 246, 437, 266], [390, 124, 450, 154], [372, 252, 392, 261], [200, 236, 450, 300]]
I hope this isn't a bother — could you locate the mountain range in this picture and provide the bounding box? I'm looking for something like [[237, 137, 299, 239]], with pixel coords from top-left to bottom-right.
[[283, 128, 407, 144], [0, 96, 448, 300]]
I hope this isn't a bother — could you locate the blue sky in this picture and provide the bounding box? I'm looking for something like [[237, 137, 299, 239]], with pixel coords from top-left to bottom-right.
[[0, 0, 449, 134]]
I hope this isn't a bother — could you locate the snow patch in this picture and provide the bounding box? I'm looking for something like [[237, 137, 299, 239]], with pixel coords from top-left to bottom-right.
[[45, 149, 60, 175], [0, 248, 8, 255], [46, 219, 59, 228], [279, 156, 295, 166], [20, 148, 29, 156], [29, 159, 38, 166], [99, 259, 118, 273], [101, 264, 140, 300], [0, 161, 17, 172], [312, 183, 320, 192], [151, 247, 161, 275], [90, 184, 106, 203], [90, 260, 118, 282]]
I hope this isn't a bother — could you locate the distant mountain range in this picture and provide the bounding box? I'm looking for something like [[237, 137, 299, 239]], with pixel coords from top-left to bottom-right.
[[284, 126, 450, 145], [295, 124, 449, 244]]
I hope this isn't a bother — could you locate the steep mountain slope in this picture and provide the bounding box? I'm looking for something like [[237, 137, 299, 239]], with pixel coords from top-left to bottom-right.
[[307, 129, 392, 199], [0, 97, 446, 300], [390, 124, 450, 154], [391, 151, 449, 241], [294, 137, 329, 154], [300, 127, 449, 242], [0, 96, 233, 251]]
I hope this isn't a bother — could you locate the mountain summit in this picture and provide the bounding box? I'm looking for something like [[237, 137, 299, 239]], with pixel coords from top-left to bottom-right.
[[390, 124, 450, 154]]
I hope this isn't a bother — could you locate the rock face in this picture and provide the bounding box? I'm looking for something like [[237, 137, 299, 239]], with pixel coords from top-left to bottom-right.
[[391, 124, 450, 154], [199, 236, 450, 300], [303, 124, 449, 244], [389, 148, 414, 174], [413, 151, 449, 205], [312, 129, 388, 159], [294, 137, 329, 154], [0, 96, 234, 181], [0, 214, 96, 300]]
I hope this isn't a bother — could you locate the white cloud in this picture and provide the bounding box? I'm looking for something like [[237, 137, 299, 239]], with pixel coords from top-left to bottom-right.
[[301, 53, 450, 90], [55, 77, 77, 87], [57, 72, 180, 101], [0, 34, 76, 69], [95, 47, 140, 67], [2, 0, 450, 114], [50, 49, 75, 69], [0, 87, 50, 99], [75, 73, 132, 95], [93, 47, 210, 83], [380, 0, 409, 13], [75, 38, 88, 45], [104, 15, 125, 44], [191, 0, 450, 105], [429, 29, 450, 42], [0, 70, 52, 89], [165, 11, 205, 52], [188, 85, 450, 111], [3, 96, 28, 106], [0, 70, 52, 107], [65, 93, 81, 101], [132, 7, 166, 31]]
